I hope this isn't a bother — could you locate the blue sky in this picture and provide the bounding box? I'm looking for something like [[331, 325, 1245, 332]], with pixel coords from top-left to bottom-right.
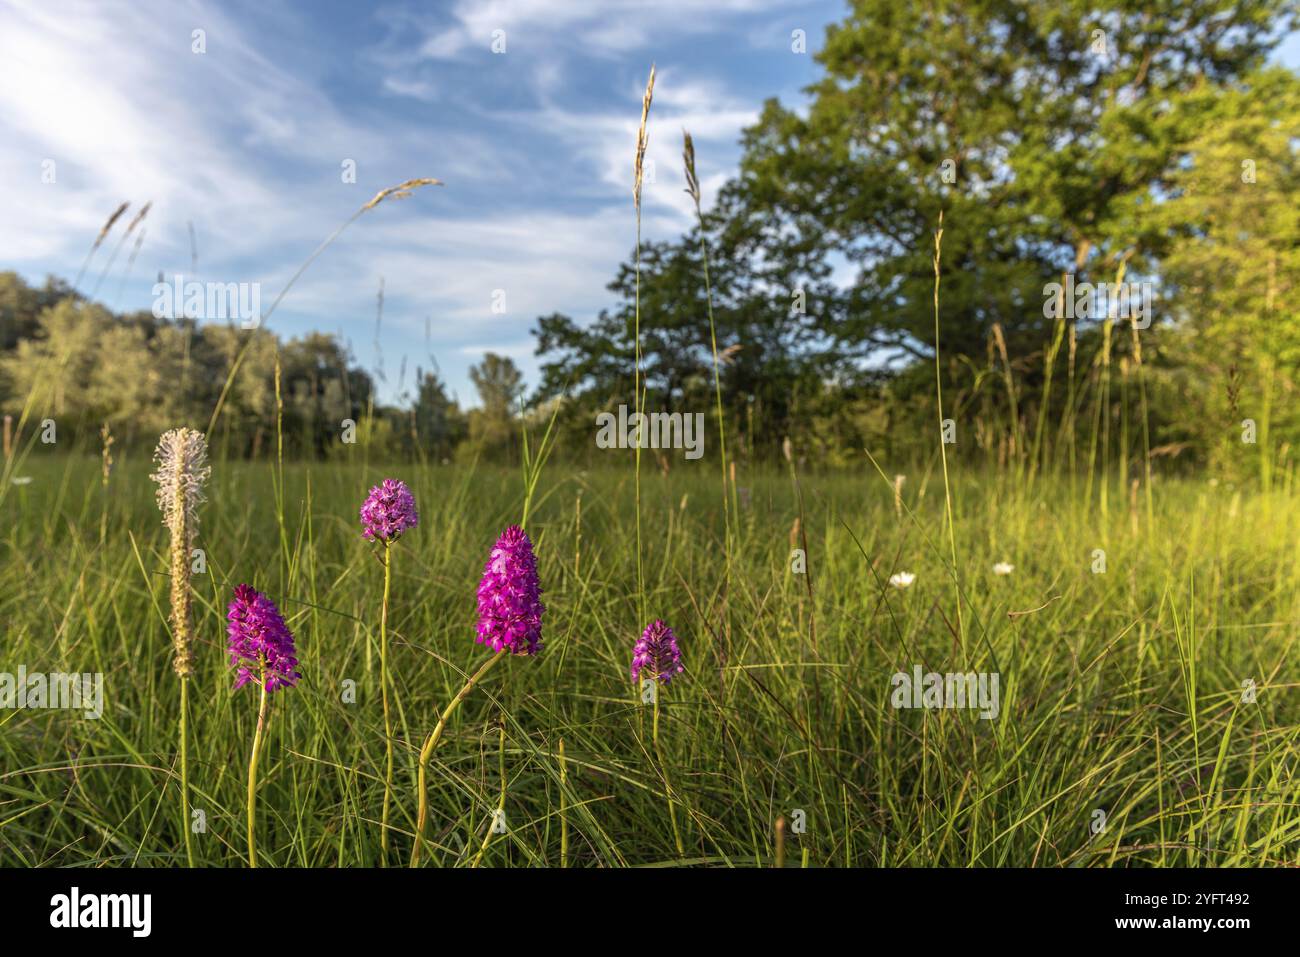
[[1, 1, 1296, 407], [0, 0, 841, 406]]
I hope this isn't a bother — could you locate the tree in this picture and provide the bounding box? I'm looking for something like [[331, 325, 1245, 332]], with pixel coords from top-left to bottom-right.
[[0, 272, 77, 351], [0, 272, 389, 457], [412, 368, 465, 461], [531, 1, 1296, 464], [1150, 67, 1300, 482], [534, 229, 841, 457], [733, 0, 1292, 364], [279, 333, 361, 456], [467, 353, 523, 458]]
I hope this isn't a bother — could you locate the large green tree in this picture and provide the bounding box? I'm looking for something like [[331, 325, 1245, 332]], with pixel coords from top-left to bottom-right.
[[1149, 67, 1300, 483], [730, 0, 1292, 361]]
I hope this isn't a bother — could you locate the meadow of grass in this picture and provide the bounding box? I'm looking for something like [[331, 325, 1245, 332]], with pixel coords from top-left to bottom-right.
[[2, 449, 1298, 867]]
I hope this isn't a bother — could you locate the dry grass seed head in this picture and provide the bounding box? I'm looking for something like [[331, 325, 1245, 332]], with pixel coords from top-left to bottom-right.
[[362, 177, 443, 212], [634, 63, 656, 210], [94, 201, 130, 248]]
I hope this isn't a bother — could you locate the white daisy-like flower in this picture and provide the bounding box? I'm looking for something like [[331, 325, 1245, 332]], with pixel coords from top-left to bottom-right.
[[889, 571, 916, 589], [10, 476, 32, 486], [993, 562, 1014, 576]]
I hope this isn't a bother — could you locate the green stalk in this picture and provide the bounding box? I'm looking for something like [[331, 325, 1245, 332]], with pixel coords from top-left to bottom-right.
[[653, 684, 683, 857], [1123, 269, 1155, 528], [558, 737, 568, 868], [471, 722, 507, 868], [246, 673, 269, 868], [689, 162, 731, 588], [1099, 312, 1113, 522], [274, 351, 287, 589], [685, 131, 735, 700], [1029, 315, 1065, 483], [931, 215, 963, 649], [411, 650, 506, 867], [379, 539, 394, 863], [633, 213, 646, 629], [631, 66, 653, 633], [179, 675, 194, 867]]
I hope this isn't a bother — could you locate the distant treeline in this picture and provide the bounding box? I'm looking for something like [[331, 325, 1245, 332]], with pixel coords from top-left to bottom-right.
[[0, 272, 479, 462]]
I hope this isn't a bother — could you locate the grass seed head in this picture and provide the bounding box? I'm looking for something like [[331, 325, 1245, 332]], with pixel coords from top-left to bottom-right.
[[634, 63, 656, 211], [93, 201, 130, 249], [362, 177, 443, 212], [682, 128, 700, 208]]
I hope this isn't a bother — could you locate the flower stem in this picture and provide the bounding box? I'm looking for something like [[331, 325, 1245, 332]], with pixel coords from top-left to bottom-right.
[[246, 678, 269, 868], [653, 686, 683, 857], [470, 721, 507, 868], [379, 540, 393, 864], [179, 675, 194, 867], [558, 737, 568, 868], [410, 650, 506, 867]]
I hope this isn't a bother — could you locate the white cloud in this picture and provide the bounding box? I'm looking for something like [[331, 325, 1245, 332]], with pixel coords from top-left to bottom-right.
[[0, 0, 512, 273], [521, 68, 756, 229], [406, 0, 791, 62], [457, 343, 535, 359], [257, 206, 632, 335], [382, 76, 438, 101]]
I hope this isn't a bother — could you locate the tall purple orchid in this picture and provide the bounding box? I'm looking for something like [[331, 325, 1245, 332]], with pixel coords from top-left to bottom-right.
[[360, 478, 419, 542], [227, 584, 299, 868], [411, 525, 546, 867], [360, 477, 418, 863], [634, 618, 685, 857]]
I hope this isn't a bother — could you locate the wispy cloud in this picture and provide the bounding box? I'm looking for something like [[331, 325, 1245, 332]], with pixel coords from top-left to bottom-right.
[[394, 0, 795, 63]]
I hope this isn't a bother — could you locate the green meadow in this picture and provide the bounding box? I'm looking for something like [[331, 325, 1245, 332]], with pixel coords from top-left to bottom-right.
[[3, 451, 1299, 867]]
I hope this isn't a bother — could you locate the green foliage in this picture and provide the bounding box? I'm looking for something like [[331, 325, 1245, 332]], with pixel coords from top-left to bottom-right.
[[1148, 68, 1300, 484], [466, 352, 524, 458], [412, 369, 467, 463], [0, 272, 74, 351], [0, 272, 472, 461]]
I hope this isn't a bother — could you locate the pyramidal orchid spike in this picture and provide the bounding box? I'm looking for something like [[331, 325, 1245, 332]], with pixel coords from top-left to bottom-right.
[[475, 525, 544, 656], [360, 478, 419, 542], [227, 584, 301, 693], [631, 619, 684, 684]]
